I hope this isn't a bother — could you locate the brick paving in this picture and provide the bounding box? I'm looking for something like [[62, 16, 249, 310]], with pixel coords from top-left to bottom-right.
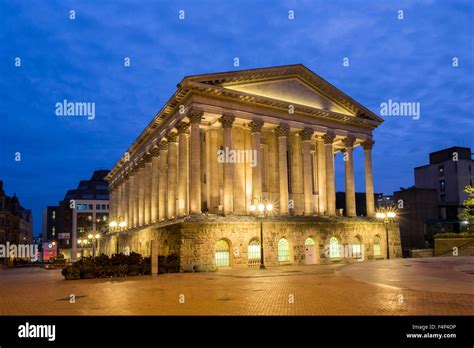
[[0, 259, 473, 315]]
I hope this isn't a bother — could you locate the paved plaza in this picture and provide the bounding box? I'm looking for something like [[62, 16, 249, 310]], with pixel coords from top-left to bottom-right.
[[0, 257, 473, 315]]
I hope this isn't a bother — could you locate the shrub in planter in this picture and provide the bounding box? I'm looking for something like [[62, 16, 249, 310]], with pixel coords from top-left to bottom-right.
[[142, 257, 151, 275], [62, 266, 80, 280], [128, 264, 139, 276], [116, 264, 128, 277], [166, 254, 180, 273], [81, 265, 95, 279]]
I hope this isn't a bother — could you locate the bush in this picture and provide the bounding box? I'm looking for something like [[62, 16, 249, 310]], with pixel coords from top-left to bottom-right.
[[434, 232, 474, 239], [158, 254, 180, 274], [62, 266, 80, 280], [61, 252, 151, 280]]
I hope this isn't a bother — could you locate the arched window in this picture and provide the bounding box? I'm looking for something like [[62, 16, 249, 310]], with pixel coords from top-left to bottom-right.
[[248, 239, 261, 266], [374, 236, 381, 256], [278, 238, 290, 262], [305, 237, 315, 246], [352, 236, 362, 258], [329, 237, 340, 258], [215, 239, 230, 267]]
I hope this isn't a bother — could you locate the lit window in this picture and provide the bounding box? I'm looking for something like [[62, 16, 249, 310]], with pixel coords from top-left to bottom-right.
[[352, 237, 361, 258], [248, 239, 261, 266], [305, 237, 315, 246], [329, 237, 340, 258], [439, 180, 445, 192], [52, 211, 56, 219], [278, 238, 290, 262], [438, 165, 444, 176], [374, 236, 381, 256], [215, 239, 230, 267]]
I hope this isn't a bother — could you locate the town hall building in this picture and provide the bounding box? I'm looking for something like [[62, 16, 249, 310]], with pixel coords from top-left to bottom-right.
[[102, 64, 401, 271]]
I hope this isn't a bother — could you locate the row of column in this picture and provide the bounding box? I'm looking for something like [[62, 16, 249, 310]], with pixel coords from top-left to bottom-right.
[[109, 110, 376, 229], [110, 122, 190, 228], [185, 113, 375, 218]]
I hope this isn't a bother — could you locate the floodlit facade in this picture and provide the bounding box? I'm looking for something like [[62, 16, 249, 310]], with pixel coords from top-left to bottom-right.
[[103, 65, 402, 271]]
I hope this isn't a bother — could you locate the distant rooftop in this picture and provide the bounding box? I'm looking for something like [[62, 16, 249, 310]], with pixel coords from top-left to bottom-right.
[[429, 146, 472, 165]]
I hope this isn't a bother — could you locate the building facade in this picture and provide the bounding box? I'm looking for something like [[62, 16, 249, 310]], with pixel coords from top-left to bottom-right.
[[415, 146, 473, 233], [43, 170, 110, 260], [394, 146, 474, 255], [103, 65, 401, 270], [0, 180, 33, 248]]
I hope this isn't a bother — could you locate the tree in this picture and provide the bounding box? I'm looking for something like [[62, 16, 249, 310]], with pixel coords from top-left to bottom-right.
[[459, 186, 474, 230]]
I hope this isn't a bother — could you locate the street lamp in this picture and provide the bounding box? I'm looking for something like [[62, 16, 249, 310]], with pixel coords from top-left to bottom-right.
[[109, 221, 118, 232], [249, 197, 273, 269], [376, 210, 397, 259], [87, 234, 100, 258]]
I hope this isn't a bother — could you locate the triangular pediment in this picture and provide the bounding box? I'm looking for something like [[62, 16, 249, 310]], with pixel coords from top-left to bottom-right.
[[222, 77, 354, 116], [183, 64, 382, 122]]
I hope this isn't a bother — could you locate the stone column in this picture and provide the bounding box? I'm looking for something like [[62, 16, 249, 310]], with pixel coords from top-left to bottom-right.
[[323, 132, 336, 216], [128, 174, 136, 228], [249, 119, 264, 201], [189, 110, 203, 214], [167, 132, 178, 219], [220, 113, 235, 215], [301, 127, 314, 216], [158, 140, 168, 221], [137, 164, 145, 226], [342, 136, 356, 217], [150, 150, 160, 223], [123, 176, 129, 228], [144, 159, 152, 224], [363, 139, 375, 217], [116, 184, 122, 223], [275, 123, 290, 215], [316, 137, 327, 215], [177, 122, 190, 217], [109, 188, 115, 223]]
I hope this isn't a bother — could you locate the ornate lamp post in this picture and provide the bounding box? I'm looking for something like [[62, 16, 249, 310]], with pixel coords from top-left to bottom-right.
[[375, 210, 397, 259], [249, 197, 273, 269], [88, 233, 101, 258]]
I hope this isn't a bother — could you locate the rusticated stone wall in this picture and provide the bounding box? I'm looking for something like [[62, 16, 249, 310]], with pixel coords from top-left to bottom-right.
[[101, 215, 402, 272]]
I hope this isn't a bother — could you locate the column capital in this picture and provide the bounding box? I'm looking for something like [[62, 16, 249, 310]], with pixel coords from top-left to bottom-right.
[[136, 160, 146, 169], [362, 139, 375, 151], [342, 135, 356, 148], [143, 152, 154, 163], [166, 132, 178, 143], [322, 132, 336, 144], [300, 127, 314, 141], [275, 123, 290, 137], [176, 121, 190, 134], [219, 113, 235, 129], [249, 119, 264, 133], [158, 140, 168, 151], [150, 146, 160, 157], [188, 109, 203, 124]]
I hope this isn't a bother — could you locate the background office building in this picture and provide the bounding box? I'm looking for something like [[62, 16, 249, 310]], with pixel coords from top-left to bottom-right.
[[0, 180, 33, 249], [395, 146, 473, 255], [42, 170, 110, 260]]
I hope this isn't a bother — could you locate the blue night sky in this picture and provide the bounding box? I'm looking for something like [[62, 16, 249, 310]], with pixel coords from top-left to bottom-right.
[[1, 0, 473, 236]]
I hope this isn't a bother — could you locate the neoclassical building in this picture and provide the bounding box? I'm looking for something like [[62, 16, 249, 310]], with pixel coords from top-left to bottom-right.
[[102, 64, 401, 271]]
